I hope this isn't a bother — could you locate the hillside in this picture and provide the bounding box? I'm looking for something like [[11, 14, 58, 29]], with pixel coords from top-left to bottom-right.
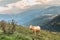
[[0, 23, 60, 40], [43, 15, 60, 32], [0, 26, 60, 40], [25, 15, 60, 32], [0, 15, 60, 40]]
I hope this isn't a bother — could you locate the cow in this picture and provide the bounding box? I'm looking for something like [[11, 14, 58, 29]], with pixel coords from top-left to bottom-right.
[[29, 25, 41, 33]]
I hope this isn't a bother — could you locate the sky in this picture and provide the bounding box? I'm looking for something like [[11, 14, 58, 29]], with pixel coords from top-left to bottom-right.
[[0, 0, 60, 14]]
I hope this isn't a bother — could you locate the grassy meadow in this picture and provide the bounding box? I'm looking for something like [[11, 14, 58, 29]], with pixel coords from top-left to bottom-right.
[[0, 20, 60, 40], [0, 25, 60, 40]]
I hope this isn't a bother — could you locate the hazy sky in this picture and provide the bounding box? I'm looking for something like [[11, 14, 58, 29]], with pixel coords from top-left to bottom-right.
[[0, 0, 60, 14]]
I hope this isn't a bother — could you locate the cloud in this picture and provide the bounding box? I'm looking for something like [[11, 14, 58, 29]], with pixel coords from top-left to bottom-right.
[[0, 0, 40, 13], [0, 0, 2, 1], [50, 0, 60, 5], [36, 0, 52, 4], [0, 0, 20, 6], [0, 6, 12, 12], [0, 0, 60, 14], [0, 0, 52, 10], [6, 0, 41, 9]]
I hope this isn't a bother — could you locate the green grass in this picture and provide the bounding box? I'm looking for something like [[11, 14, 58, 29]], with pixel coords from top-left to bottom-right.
[[0, 26, 60, 40]]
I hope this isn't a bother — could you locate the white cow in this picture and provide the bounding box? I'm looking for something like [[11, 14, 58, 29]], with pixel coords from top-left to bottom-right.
[[29, 25, 41, 32]]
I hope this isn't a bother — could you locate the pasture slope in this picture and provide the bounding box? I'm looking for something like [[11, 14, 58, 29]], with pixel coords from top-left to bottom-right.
[[0, 25, 60, 40]]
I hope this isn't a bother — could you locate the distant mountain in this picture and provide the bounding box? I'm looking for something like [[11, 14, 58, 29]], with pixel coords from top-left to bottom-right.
[[20, 5, 60, 25], [41, 6, 60, 14], [0, 5, 60, 26], [23, 15, 57, 26], [43, 15, 60, 32]]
